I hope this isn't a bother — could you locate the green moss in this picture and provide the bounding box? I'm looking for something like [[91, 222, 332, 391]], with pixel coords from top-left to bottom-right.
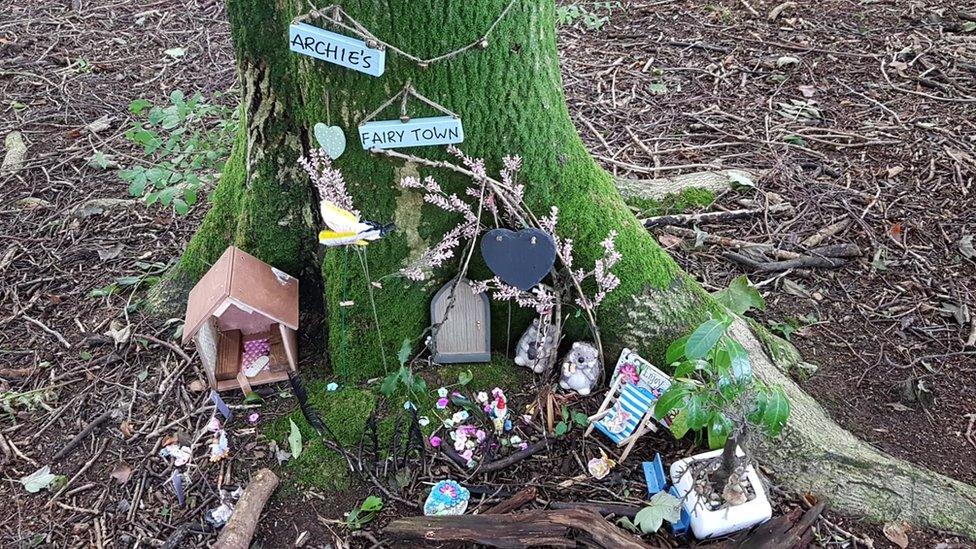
[[624, 187, 716, 218]]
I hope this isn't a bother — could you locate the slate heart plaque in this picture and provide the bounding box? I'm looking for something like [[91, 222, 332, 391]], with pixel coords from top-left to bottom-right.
[[314, 123, 346, 160], [481, 228, 556, 291]]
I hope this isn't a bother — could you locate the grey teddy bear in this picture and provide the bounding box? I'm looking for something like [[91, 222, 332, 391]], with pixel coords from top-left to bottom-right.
[[514, 318, 558, 374], [559, 342, 601, 396]]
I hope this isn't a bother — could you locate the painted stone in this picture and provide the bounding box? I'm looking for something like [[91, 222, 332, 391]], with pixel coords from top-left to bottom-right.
[[359, 116, 464, 150], [313, 123, 346, 159], [289, 23, 385, 77], [481, 228, 556, 291], [423, 480, 470, 516]]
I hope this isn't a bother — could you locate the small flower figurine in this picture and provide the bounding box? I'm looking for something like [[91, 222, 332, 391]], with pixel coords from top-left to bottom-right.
[[423, 480, 470, 516], [587, 449, 617, 480], [247, 412, 260, 425], [437, 387, 449, 398], [429, 435, 442, 448], [326, 382, 339, 391], [436, 397, 450, 410], [619, 362, 640, 385]]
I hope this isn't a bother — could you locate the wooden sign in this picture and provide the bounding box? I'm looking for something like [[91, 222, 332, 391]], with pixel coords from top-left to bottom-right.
[[359, 116, 464, 150], [289, 23, 385, 77]]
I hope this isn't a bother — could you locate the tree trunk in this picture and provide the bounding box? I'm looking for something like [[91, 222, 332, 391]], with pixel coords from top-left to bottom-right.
[[152, 0, 976, 538]]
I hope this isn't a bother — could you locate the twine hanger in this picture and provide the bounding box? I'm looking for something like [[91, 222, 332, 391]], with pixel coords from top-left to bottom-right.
[[294, 1, 518, 68], [359, 81, 459, 125]]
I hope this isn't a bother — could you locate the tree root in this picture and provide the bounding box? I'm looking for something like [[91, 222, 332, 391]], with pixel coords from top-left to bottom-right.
[[730, 319, 976, 539]]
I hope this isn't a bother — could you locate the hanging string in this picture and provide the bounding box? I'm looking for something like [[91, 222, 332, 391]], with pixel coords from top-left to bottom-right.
[[294, 1, 518, 68], [354, 246, 389, 373], [359, 81, 459, 125]]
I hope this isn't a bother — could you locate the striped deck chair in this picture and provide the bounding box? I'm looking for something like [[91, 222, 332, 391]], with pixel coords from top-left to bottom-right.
[[584, 376, 659, 462]]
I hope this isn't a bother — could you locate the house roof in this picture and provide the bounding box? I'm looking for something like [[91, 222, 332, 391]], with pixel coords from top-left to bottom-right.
[[182, 246, 299, 344]]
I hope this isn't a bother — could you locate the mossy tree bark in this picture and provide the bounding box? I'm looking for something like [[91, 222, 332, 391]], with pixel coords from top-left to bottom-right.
[[153, 0, 976, 538]]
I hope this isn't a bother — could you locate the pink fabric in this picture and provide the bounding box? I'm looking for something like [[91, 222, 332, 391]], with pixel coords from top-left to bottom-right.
[[242, 339, 270, 369]]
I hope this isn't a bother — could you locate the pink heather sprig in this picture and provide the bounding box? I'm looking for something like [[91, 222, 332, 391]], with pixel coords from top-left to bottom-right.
[[472, 277, 555, 316], [299, 149, 357, 215], [401, 222, 478, 281], [576, 230, 622, 309]]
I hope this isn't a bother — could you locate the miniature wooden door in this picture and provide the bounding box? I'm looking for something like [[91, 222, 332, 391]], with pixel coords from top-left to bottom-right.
[[430, 279, 491, 363]]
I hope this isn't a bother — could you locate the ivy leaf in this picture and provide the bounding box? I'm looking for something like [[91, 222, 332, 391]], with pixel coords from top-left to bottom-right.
[[554, 421, 569, 436], [762, 386, 790, 436], [458, 369, 473, 387], [380, 372, 399, 397], [397, 339, 411, 367], [665, 335, 689, 365], [360, 495, 383, 512], [288, 419, 303, 458], [707, 412, 732, 449], [685, 319, 728, 359], [634, 491, 682, 533], [20, 466, 62, 493], [712, 276, 765, 315], [573, 411, 589, 427]]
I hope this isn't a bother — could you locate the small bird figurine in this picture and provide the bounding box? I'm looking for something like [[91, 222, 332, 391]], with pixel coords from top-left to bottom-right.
[[318, 200, 395, 247]]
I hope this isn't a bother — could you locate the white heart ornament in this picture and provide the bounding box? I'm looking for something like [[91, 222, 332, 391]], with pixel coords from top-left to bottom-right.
[[314, 123, 346, 160]]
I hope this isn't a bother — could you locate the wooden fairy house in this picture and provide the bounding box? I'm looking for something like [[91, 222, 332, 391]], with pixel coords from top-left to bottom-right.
[[430, 279, 491, 363], [182, 246, 299, 393]]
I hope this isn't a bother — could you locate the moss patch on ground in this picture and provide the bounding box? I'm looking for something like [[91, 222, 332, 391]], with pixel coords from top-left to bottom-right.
[[624, 187, 716, 218], [263, 355, 530, 492]]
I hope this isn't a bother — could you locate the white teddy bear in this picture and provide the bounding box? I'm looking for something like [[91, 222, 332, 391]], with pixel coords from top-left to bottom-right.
[[559, 342, 601, 396]]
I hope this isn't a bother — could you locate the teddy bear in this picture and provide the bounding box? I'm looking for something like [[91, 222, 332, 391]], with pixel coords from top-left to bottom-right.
[[514, 317, 558, 374], [559, 342, 601, 396]]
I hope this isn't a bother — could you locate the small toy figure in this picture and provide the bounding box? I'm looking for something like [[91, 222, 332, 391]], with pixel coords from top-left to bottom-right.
[[488, 387, 508, 434], [588, 449, 617, 480], [514, 317, 558, 373], [559, 342, 601, 396], [423, 480, 470, 516], [600, 401, 632, 434]]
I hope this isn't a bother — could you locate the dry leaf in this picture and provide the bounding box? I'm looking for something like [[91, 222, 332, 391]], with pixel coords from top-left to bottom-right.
[[161, 433, 179, 447], [889, 223, 904, 244], [883, 522, 910, 549], [798, 85, 816, 98], [110, 461, 132, 484], [120, 420, 135, 438], [657, 233, 683, 249], [188, 379, 207, 392]]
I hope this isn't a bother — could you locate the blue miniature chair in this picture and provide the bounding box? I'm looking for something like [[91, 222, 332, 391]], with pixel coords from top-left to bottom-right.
[[669, 486, 692, 537], [642, 453, 667, 497], [584, 376, 659, 462]]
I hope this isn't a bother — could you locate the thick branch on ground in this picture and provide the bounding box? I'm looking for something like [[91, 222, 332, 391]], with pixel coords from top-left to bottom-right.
[[214, 468, 279, 549], [384, 509, 656, 549], [614, 169, 758, 201], [731, 319, 976, 538]]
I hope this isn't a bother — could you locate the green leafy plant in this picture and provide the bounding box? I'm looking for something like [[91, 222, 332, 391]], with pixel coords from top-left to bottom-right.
[[343, 496, 383, 530], [380, 339, 428, 397], [553, 405, 589, 437], [120, 90, 235, 214], [655, 315, 790, 483], [555, 2, 623, 31]]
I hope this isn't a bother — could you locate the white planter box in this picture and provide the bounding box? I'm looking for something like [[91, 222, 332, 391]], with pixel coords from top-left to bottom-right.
[[670, 448, 772, 539]]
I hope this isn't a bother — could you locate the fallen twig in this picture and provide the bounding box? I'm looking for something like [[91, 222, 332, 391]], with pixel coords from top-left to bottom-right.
[[485, 486, 537, 514], [23, 314, 72, 348], [642, 203, 791, 228], [549, 501, 642, 518], [52, 408, 116, 462]]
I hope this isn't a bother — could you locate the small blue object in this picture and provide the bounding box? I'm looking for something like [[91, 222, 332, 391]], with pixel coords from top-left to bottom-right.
[[591, 384, 656, 445], [289, 23, 385, 77], [642, 453, 667, 496], [669, 486, 691, 537], [210, 390, 232, 422], [359, 116, 464, 150]]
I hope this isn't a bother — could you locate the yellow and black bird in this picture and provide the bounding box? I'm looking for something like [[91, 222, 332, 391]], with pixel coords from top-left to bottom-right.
[[318, 200, 395, 247]]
